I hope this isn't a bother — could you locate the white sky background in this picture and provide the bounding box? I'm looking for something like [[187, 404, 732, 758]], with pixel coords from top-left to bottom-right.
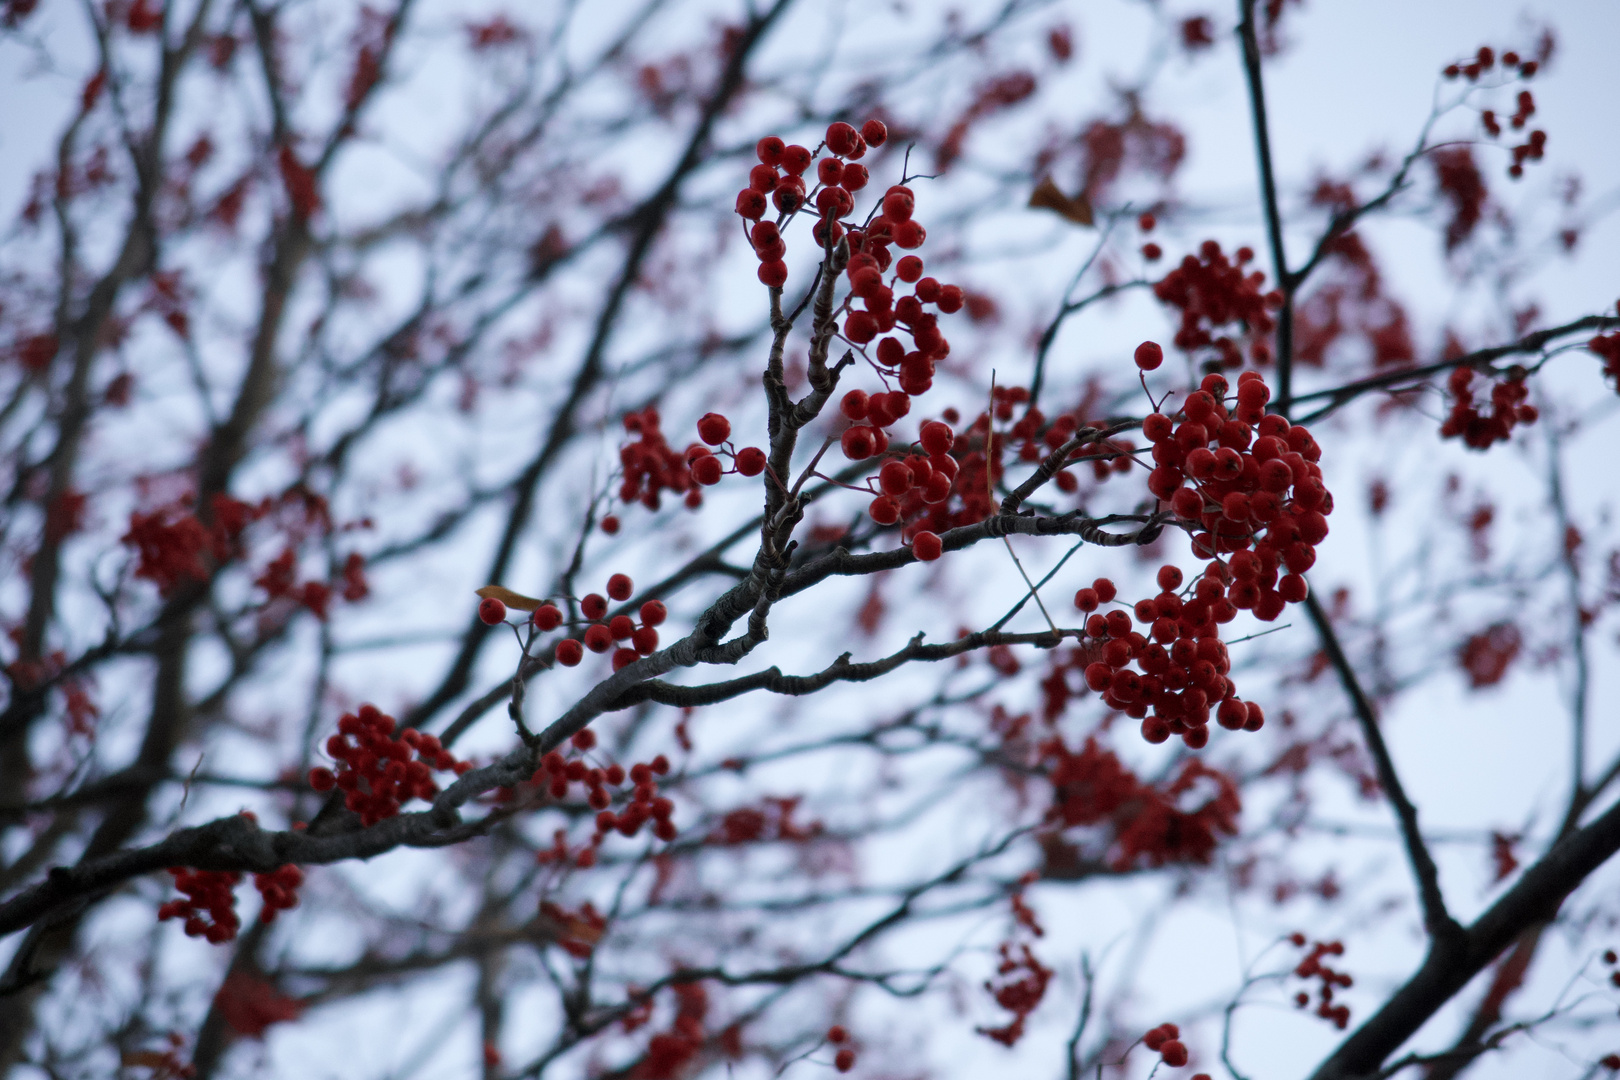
[[1, 1, 1619, 1078]]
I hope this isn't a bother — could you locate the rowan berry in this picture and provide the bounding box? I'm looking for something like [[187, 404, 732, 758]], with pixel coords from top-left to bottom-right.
[[861, 119, 888, 146], [534, 603, 563, 631], [1278, 574, 1308, 602], [478, 597, 507, 625], [917, 420, 953, 457], [1105, 610, 1131, 637], [749, 163, 780, 193], [827, 1025, 848, 1044], [1157, 565, 1183, 591], [780, 144, 812, 175], [756, 136, 785, 165], [758, 260, 788, 288], [1144, 413, 1173, 442], [612, 647, 638, 671], [600, 515, 620, 534], [692, 455, 724, 485], [639, 599, 667, 627], [734, 446, 766, 476], [632, 626, 659, 654], [1074, 588, 1099, 612], [1135, 340, 1165, 370], [650, 754, 671, 774], [572, 729, 597, 751], [840, 162, 869, 190], [912, 531, 943, 561], [835, 1048, 856, 1072], [869, 496, 900, 526], [309, 766, 336, 791], [736, 189, 766, 219], [1093, 578, 1117, 603], [841, 425, 878, 460], [601, 574, 632, 603], [936, 285, 964, 313], [879, 460, 914, 496], [582, 593, 608, 620], [584, 624, 613, 653], [826, 121, 859, 157], [607, 615, 634, 641], [772, 179, 806, 213], [817, 157, 845, 186]]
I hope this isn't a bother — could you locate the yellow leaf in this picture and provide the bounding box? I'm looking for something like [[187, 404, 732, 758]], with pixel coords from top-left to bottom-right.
[[1028, 176, 1094, 226], [476, 585, 542, 611]]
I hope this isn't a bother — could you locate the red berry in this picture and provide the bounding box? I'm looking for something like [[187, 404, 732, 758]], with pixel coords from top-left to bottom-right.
[[533, 603, 562, 631], [835, 1048, 856, 1072], [1161, 1040, 1188, 1067], [1092, 578, 1117, 603], [607, 573, 633, 601], [868, 496, 900, 526], [584, 624, 613, 653], [308, 767, 336, 792], [919, 420, 953, 457], [582, 593, 608, 620], [826, 121, 859, 157], [572, 729, 597, 751], [756, 136, 785, 165], [556, 639, 584, 666], [640, 599, 667, 627], [734, 446, 767, 476], [1157, 565, 1183, 591], [841, 425, 878, 460], [780, 144, 812, 175], [692, 455, 723, 486], [478, 597, 507, 625], [758, 260, 788, 288], [841, 389, 870, 421], [911, 531, 943, 561], [936, 285, 963, 313], [861, 119, 888, 146], [1135, 341, 1164, 370], [896, 255, 923, 282], [736, 189, 767, 219], [827, 1025, 848, 1044], [600, 515, 620, 535], [841, 162, 870, 191]]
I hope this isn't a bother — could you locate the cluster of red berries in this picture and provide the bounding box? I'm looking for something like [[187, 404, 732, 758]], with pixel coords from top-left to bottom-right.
[[1139, 211, 1164, 262], [1438, 365, 1537, 449], [1592, 328, 1620, 392], [307, 704, 470, 827], [1443, 45, 1538, 82], [1290, 934, 1353, 1029], [1079, 367, 1327, 745], [1442, 46, 1547, 178], [1150, 241, 1282, 368], [567, 576, 664, 670], [736, 119, 888, 284], [687, 411, 766, 486], [826, 1026, 856, 1072], [1479, 89, 1536, 138], [977, 942, 1053, 1047], [1143, 1023, 1192, 1069], [1043, 737, 1240, 866], [480, 574, 668, 670], [252, 864, 304, 924], [158, 868, 242, 943], [534, 741, 676, 860], [616, 407, 702, 512], [537, 898, 607, 959]]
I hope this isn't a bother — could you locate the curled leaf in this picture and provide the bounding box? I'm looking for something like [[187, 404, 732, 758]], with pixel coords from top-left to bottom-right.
[[476, 585, 542, 611], [1028, 176, 1094, 226]]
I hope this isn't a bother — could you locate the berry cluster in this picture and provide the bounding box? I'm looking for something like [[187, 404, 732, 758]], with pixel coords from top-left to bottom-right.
[[1590, 328, 1620, 394], [1043, 737, 1241, 866], [976, 942, 1053, 1047], [307, 704, 471, 827], [158, 868, 242, 943], [1139, 210, 1163, 262], [533, 744, 676, 865], [479, 575, 668, 670], [636, 982, 710, 1079], [616, 407, 702, 512], [1442, 45, 1547, 178], [1080, 367, 1329, 745], [1143, 1023, 1190, 1069], [1438, 365, 1537, 449], [736, 119, 888, 284], [252, 864, 304, 924], [1150, 241, 1282, 368], [1290, 934, 1353, 1029], [826, 1026, 857, 1073]]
